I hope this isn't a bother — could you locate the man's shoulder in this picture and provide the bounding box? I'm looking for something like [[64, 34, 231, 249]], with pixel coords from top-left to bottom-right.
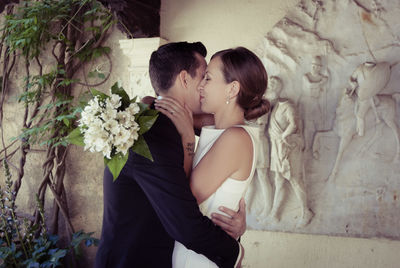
[[134, 113, 183, 165]]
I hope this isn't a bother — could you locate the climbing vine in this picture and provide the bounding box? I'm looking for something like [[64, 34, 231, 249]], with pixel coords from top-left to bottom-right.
[[0, 0, 116, 265]]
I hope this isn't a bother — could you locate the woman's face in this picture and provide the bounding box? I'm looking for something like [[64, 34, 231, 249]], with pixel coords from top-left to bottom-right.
[[198, 56, 230, 114]]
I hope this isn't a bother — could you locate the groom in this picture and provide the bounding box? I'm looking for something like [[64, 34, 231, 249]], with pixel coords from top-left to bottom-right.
[[95, 42, 245, 268]]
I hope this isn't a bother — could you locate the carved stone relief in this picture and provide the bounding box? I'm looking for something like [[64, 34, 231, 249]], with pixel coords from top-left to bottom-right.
[[247, 0, 400, 239]]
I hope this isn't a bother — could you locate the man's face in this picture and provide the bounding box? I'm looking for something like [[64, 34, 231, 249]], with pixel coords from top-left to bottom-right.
[[312, 63, 322, 74], [265, 77, 282, 101], [184, 53, 207, 114]]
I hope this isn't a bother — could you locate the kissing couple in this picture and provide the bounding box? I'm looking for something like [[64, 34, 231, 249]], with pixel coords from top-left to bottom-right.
[[95, 41, 270, 268]]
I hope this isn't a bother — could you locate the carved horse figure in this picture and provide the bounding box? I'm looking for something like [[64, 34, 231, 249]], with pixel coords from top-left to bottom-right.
[[313, 90, 400, 180]]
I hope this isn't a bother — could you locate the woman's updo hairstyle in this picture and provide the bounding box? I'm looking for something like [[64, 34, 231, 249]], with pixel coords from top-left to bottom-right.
[[211, 47, 270, 120]]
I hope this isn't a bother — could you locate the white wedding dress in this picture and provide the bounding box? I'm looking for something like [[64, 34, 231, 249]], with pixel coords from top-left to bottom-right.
[[172, 125, 258, 268]]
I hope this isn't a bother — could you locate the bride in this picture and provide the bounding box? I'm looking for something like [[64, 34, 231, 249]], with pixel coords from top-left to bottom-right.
[[155, 47, 270, 267]]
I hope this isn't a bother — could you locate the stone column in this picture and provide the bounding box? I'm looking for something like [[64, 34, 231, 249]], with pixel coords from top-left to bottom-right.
[[119, 37, 167, 99]]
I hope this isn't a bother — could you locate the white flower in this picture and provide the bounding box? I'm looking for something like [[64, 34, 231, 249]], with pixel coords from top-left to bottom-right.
[[108, 122, 120, 136], [108, 94, 121, 109], [117, 111, 131, 128], [103, 119, 118, 132], [114, 127, 131, 146], [90, 118, 103, 129], [102, 143, 112, 159], [116, 142, 130, 156], [87, 97, 101, 111], [130, 121, 140, 142], [79, 111, 95, 127], [127, 102, 140, 115], [80, 98, 102, 126], [101, 106, 117, 122]]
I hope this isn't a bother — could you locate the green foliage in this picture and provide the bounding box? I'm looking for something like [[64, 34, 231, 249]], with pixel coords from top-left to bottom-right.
[[0, 160, 98, 267], [12, 94, 80, 147], [3, 0, 115, 149], [0, 0, 117, 265], [88, 70, 105, 79], [3, 0, 114, 60]]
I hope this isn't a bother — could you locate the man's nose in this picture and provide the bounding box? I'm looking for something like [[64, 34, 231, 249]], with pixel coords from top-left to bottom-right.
[[198, 81, 205, 91]]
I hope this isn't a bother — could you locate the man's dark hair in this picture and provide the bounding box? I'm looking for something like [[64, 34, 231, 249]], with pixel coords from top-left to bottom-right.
[[149, 42, 207, 93]]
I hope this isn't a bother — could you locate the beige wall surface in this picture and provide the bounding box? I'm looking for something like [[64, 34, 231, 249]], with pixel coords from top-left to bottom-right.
[[241, 230, 400, 268], [160, 0, 400, 267], [161, 0, 299, 59]]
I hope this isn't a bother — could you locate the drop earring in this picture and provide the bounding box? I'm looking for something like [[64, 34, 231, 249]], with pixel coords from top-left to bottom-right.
[[226, 98, 230, 105]]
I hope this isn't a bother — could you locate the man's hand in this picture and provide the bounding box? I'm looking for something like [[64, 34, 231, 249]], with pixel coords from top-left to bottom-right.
[[141, 96, 156, 105], [211, 198, 246, 239]]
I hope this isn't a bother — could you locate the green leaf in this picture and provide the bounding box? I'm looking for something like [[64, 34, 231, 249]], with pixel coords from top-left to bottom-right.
[[143, 109, 159, 117], [62, 118, 70, 127], [90, 88, 108, 100], [136, 102, 149, 116], [138, 114, 158, 135], [131, 135, 153, 162], [104, 152, 129, 181], [88, 71, 96, 78], [49, 249, 67, 262], [130, 96, 138, 103], [66, 128, 84, 146], [97, 72, 105, 79]]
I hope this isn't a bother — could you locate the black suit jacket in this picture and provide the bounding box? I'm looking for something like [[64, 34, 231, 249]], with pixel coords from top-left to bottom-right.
[[95, 108, 239, 268]]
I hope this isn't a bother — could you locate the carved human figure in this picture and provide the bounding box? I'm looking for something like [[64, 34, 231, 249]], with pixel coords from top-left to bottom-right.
[[266, 76, 314, 227], [301, 55, 328, 154], [348, 61, 391, 136]]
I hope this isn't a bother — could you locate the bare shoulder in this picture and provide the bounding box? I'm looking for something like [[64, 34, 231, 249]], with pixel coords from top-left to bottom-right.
[[222, 126, 251, 140], [215, 127, 253, 153], [212, 127, 253, 180]]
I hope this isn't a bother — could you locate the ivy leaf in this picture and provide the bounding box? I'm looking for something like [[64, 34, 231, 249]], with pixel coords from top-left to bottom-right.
[[97, 72, 105, 79], [49, 249, 67, 263], [88, 71, 96, 78], [62, 118, 70, 127], [131, 136, 153, 162], [66, 128, 84, 146], [104, 152, 129, 181]]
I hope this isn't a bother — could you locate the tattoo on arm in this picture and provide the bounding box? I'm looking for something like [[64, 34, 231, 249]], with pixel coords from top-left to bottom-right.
[[185, 142, 195, 157]]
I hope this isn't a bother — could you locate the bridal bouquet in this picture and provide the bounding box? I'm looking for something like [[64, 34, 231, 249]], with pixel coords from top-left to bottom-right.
[[67, 82, 158, 180]]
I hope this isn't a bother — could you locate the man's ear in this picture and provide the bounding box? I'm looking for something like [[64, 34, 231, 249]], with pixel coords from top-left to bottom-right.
[[178, 70, 189, 89], [228, 81, 240, 98]]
